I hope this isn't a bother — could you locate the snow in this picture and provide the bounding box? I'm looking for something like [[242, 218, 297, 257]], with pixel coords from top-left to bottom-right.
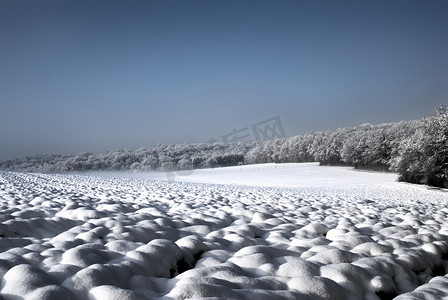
[[0, 163, 447, 299]]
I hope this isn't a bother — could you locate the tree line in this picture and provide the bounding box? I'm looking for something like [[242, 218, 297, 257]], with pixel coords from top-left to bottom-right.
[[0, 143, 255, 174], [245, 105, 447, 188], [1, 106, 446, 188]]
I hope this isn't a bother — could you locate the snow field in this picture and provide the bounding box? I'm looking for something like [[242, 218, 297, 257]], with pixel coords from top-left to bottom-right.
[[0, 164, 447, 299]]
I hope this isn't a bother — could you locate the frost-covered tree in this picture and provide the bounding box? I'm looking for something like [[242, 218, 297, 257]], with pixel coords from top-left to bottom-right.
[[393, 106, 448, 187], [1, 106, 446, 188]]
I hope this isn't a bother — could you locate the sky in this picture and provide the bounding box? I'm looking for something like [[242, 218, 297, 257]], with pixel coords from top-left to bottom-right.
[[1, 0, 448, 161]]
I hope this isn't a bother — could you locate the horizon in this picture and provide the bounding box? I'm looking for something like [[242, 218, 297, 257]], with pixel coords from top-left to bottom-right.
[[1, 0, 447, 161], [0, 114, 428, 162]]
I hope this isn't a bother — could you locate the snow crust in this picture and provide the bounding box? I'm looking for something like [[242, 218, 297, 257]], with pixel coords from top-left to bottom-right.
[[0, 163, 447, 299]]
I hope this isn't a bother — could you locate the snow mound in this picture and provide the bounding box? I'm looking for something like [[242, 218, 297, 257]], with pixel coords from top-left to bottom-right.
[[0, 164, 447, 299]]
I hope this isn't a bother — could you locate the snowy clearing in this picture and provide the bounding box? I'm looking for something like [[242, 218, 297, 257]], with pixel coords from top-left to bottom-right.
[[0, 163, 447, 300]]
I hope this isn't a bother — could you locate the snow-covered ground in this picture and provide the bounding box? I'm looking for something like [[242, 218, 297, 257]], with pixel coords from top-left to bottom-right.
[[88, 163, 400, 188], [0, 163, 447, 299]]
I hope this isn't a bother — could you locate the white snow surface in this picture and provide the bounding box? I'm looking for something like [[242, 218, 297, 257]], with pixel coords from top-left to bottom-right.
[[0, 163, 447, 300]]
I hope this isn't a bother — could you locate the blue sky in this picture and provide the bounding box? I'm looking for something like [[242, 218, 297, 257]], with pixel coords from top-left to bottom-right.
[[1, 0, 447, 160]]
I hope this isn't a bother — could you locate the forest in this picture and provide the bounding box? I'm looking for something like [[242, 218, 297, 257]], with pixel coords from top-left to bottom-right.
[[1, 106, 446, 188]]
